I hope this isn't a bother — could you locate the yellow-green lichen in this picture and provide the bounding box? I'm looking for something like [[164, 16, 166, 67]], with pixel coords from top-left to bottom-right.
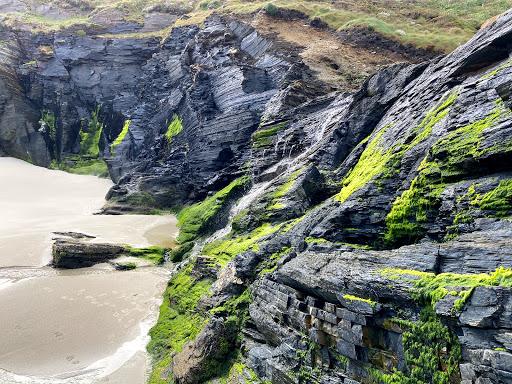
[[252, 121, 287, 148], [268, 168, 303, 210], [337, 91, 458, 204], [384, 158, 446, 246], [202, 223, 282, 268], [79, 106, 103, 158], [342, 294, 377, 308], [258, 246, 291, 276], [381, 266, 512, 311], [480, 58, 512, 80], [336, 124, 394, 203], [177, 176, 250, 243], [385, 101, 510, 246], [165, 114, 183, 144], [431, 101, 510, 179], [471, 179, 512, 217], [147, 262, 211, 363], [371, 307, 461, 384], [111, 119, 131, 153]]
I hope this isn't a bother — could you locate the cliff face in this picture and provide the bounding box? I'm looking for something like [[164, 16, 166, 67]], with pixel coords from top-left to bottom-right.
[[144, 11, 512, 384], [1, 6, 512, 384]]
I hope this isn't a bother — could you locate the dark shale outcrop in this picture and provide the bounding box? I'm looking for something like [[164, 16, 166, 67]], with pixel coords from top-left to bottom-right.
[[2, 7, 512, 384], [52, 238, 125, 268]]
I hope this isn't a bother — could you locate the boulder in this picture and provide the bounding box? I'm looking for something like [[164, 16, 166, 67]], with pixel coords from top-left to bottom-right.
[[52, 239, 125, 268]]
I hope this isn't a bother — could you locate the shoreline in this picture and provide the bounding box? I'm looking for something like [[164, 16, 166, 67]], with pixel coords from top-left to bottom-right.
[[0, 158, 177, 384]]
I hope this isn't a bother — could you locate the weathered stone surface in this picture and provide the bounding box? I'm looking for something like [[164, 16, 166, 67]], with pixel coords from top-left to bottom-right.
[[52, 239, 125, 268], [4, 6, 512, 384], [173, 317, 237, 384]]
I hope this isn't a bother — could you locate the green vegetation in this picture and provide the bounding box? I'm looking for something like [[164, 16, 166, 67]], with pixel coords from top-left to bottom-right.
[[125, 246, 167, 264], [202, 223, 281, 268], [111, 119, 131, 153], [49, 107, 110, 177], [430, 101, 510, 179], [2, 0, 509, 53], [257, 246, 291, 275], [118, 191, 157, 208], [215, 361, 262, 384], [372, 267, 512, 383], [291, 337, 321, 383], [305, 236, 372, 249], [336, 124, 394, 203], [148, 262, 212, 382], [410, 92, 458, 147], [1, 12, 91, 32], [149, 262, 254, 383], [481, 58, 512, 80], [371, 307, 461, 384], [252, 122, 287, 148], [268, 168, 302, 210], [338, 91, 458, 206], [385, 99, 510, 246], [167, 241, 194, 263], [51, 157, 109, 177], [177, 176, 250, 243], [471, 179, 512, 217], [305, 236, 328, 244], [382, 267, 512, 312], [263, 2, 279, 17], [165, 114, 183, 145], [39, 110, 57, 157], [79, 106, 103, 158], [205, 290, 255, 382], [342, 294, 377, 308], [115, 262, 137, 270], [281, 214, 307, 233], [200, 0, 222, 11], [384, 160, 446, 245], [373, 267, 479, 382]]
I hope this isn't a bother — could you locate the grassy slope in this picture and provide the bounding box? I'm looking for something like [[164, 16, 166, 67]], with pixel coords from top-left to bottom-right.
[[1, 0, 511, 52]]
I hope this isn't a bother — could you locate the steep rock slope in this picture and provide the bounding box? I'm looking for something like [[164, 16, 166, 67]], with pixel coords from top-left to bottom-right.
[[1, 3, 512, 384], [144, 10, 512, 384]]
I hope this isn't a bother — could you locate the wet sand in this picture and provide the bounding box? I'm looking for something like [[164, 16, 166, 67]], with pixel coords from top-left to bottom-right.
[[0, 158, 177, 384]]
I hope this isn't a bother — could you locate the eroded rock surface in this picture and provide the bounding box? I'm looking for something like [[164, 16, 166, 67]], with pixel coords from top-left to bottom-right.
[[2, 5, 512, 384], [52, 239, 125, 268]]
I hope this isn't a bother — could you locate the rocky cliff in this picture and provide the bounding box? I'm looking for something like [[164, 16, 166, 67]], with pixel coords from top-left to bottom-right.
[[1, 4, 512, 384]]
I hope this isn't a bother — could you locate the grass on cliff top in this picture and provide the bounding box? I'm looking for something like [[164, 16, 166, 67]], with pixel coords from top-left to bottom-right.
[[177, 176, 250, 243], [2, 0, 510, 53], [173, 0, 512, 52]]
